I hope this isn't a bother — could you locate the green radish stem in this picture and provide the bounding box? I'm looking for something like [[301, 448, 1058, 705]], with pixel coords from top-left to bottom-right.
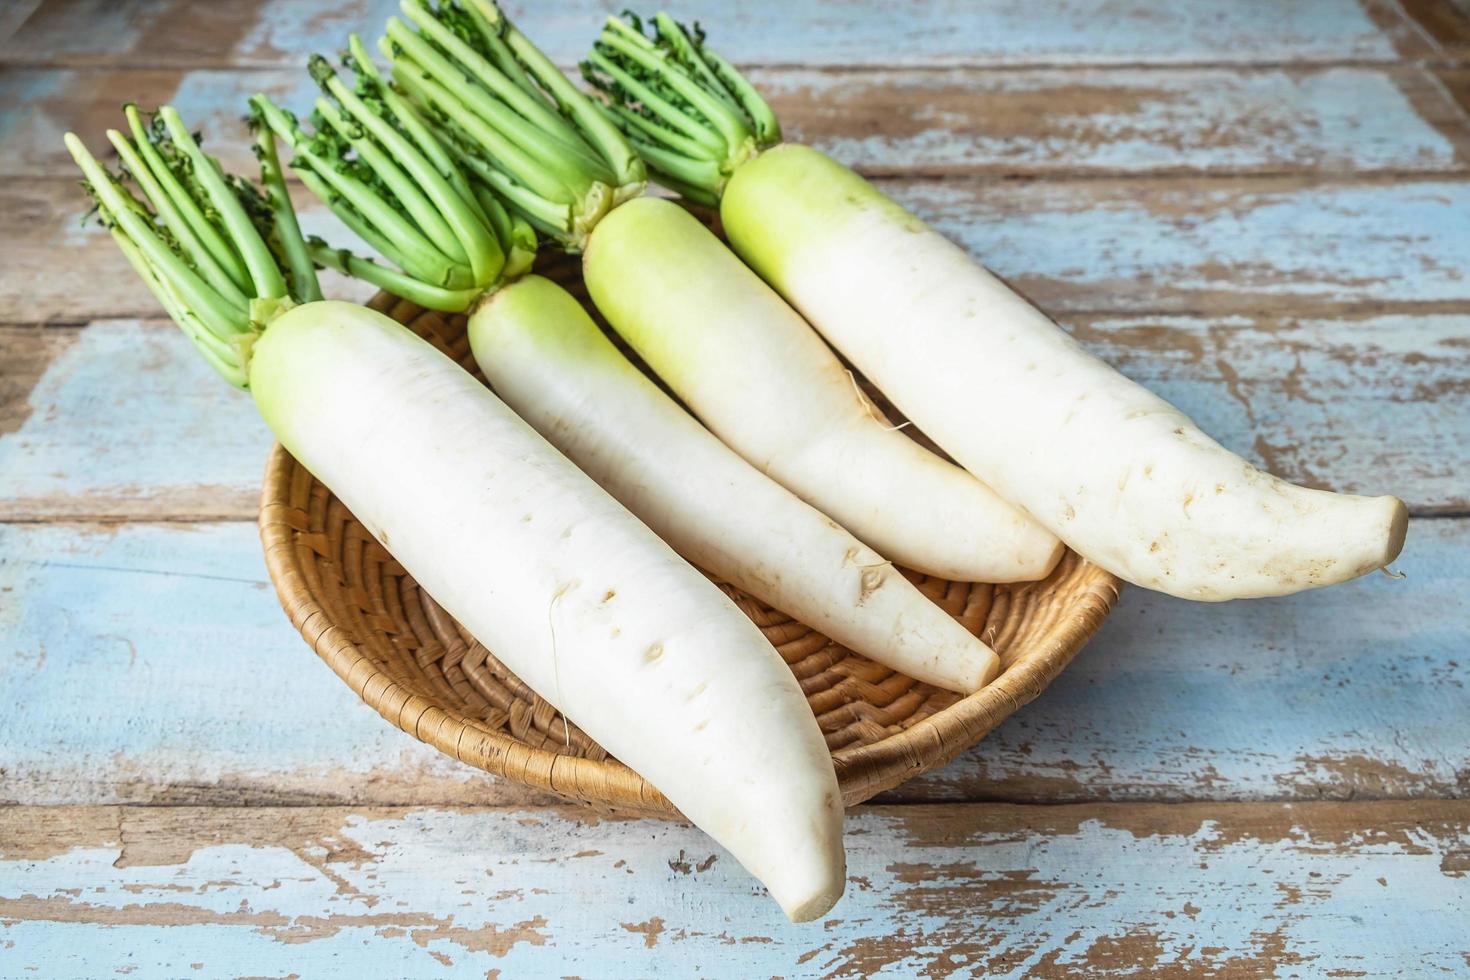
[[581, 12, 778, 202], [64, 111, 309, 386], [250, 41, 543, 297], [373, 0, 645, 248]]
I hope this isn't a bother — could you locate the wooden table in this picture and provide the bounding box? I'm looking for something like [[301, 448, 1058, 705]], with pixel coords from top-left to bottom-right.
[[2, 1, 1468, 975]]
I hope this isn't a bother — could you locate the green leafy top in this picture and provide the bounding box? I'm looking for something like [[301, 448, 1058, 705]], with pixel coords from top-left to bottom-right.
[[252, 34, 536, 313], [64, 105, 319, 388], [376, 0, 645, 250], [581, 13, 780, 205]]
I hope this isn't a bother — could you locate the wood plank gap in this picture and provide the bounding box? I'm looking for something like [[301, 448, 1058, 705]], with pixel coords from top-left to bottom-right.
[[10, 56, 1469, 73]]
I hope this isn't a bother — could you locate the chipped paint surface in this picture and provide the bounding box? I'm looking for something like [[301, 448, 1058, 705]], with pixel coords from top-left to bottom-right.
[[0, 322, 270, 519], [13, 175, 1470, 321], [0, 519, 1463, 806], [901, 177, 1470, 314], [3, 311, 1460, 521], [4, 65, 1464, 179], [0, 0, 1399, 67], [0, 521, 524, 806], [756, 65, 1466, 175], [0, 803, 1466, 977], [893, 517, 1469, 803]]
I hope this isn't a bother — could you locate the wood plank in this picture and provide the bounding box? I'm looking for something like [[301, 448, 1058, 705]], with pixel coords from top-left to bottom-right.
[[0, 322, 271, 521], [1, 802, 1466, 976], [0, 521, 559, 808], [1, 519, 1463, 806], [0, 0, 1407, 70], [903, 175, 1470, 317], [11, 175, 1470, 326], [0, 179, 372, 325], [8, 64, 1470, 180], [1396, 0, 1470, 57], [3, 308, 1463, 519]]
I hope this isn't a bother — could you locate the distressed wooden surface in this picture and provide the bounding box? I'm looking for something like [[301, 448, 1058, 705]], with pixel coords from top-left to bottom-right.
[[2, 803, 1467, 978], [11, 175, 1470, 325], [0, 0, 1435, 69], [3, 0, 1469, 974], [0, 518, 1461, 806], [4, 311, 1466, 519], [8, 64, 1470, 179]]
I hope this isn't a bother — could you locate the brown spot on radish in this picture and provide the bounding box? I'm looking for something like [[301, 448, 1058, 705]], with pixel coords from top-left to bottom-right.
[[643, 643, 663, 663], [1215, 484, 1226, 494], [601, 589, 616, 603], [1063, 504, 1076, 521], [1144, 464, 1155, 477], [1149, 541, 1161, 553]]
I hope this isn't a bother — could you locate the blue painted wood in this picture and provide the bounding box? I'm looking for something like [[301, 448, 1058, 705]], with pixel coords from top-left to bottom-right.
[[900, 177, 1470, 314], [5, 65, 1464, 179], [13, 175, 1470, 322], [0, 322, 271, 520], [894, 516, 1468, 802], [0, 518, 1462, 805], [0, 521, 524, 806], [6, 305, 1463, 520], [0, 0, 1407, 68], [1, 802, 1466, 977]]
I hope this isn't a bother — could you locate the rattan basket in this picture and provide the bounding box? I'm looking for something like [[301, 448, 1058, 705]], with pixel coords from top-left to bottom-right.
[[258, 261, 1121, 818]]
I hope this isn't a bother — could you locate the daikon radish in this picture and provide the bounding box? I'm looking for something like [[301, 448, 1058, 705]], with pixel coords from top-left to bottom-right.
[[473, 275, 1003, 692], [257, 21, 1015, 684], [585, 15, 1408, 601], [66, 109, 844, 921]]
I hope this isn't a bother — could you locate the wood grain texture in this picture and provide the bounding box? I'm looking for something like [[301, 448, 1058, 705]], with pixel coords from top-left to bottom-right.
[[7, 64, 1469, 179], [4, 307, 1462, 520], [0, 322, 272, 521], [0, 0, 1409, 69], [10, 174, 1470, 325], [1, 802, 1467, 978], [0, 180, 375, 325], [1, 519, 1461, 807]]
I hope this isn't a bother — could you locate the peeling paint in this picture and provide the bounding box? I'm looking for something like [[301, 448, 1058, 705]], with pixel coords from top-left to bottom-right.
[[0, 0, 1399, 68], [0, 804, 1463, 977]]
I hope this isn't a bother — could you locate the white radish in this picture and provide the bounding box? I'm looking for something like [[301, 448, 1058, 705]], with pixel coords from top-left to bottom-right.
[[470, 274, 1003, 692], [262, 32, 1006, 685], [582, 197, 1064, 584], [721, 146, 1408, 600], [254, 302, 846, 919], [585, 18, 1409, 602], [335, 6, 1061, 587], [66, 117, 846, 922]]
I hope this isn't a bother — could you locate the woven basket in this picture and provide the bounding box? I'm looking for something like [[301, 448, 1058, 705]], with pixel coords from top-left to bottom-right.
[[258, 259, 1121, 818]]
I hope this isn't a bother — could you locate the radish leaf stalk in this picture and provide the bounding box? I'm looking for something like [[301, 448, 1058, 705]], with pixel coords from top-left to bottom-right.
[[376, 0, 645, 249]]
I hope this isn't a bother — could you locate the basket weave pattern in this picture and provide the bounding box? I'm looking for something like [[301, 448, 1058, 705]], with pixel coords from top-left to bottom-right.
[[259, 269, 1121, 817]]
